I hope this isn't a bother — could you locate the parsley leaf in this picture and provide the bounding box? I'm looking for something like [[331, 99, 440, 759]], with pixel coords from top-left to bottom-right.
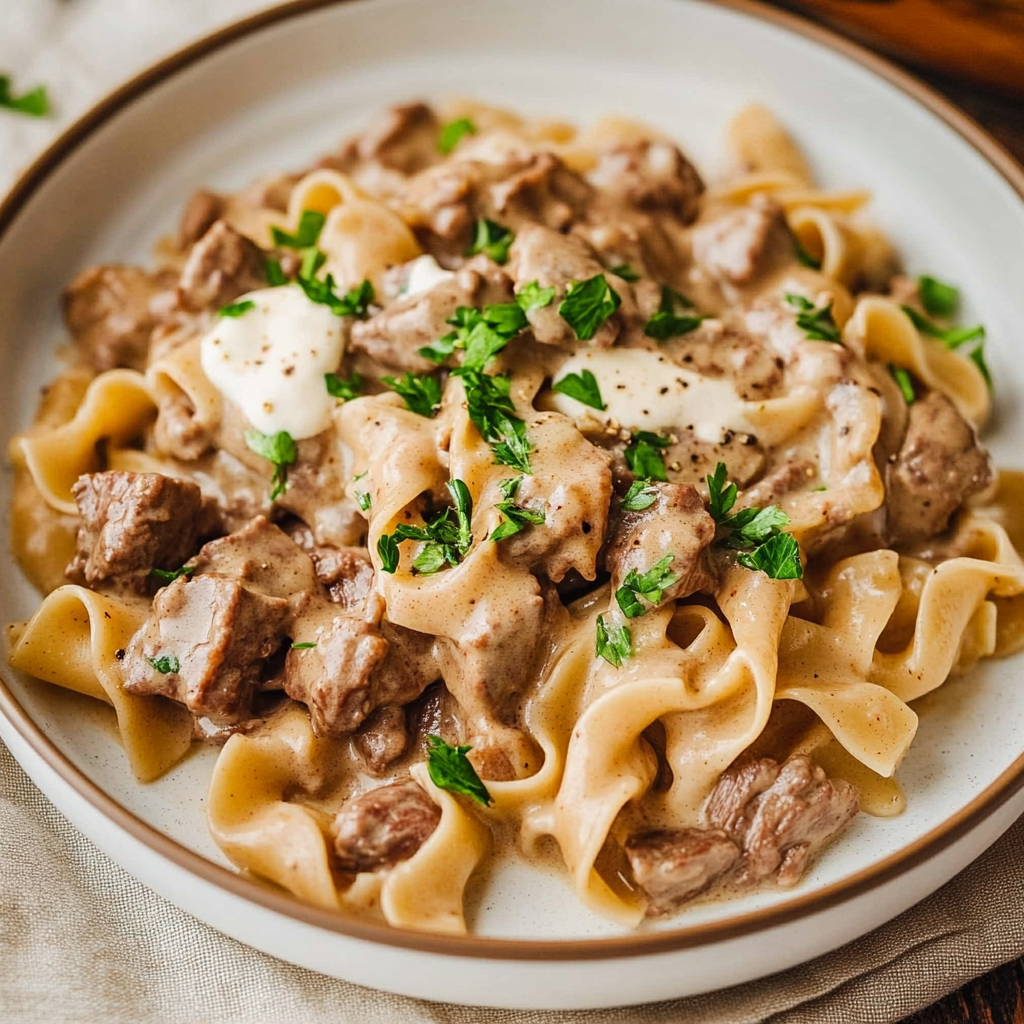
[[900, 304, 990, 386], [596, 615, 631, 668], [382, 479, 474, 576], [149, 565, 196, 585], [467, 219, 514, 264], [297, 274, 375, 319], [737, 532, 803, 580], [610, 263, 641, 282], [615, 554, 680, 619], [244, 428, 297, 501], [218, 299, 256, 319], [644, 285, 703, 341], [552, 368, 606, 410], [889, 364, 916, 405], [438, 116, 477, 155], [918, 275, 959, 318], [271, 209, 325, 249], [620, 478, 658, 511], [146, 653, 180, 675], [426, 735, 492, 805], [722, 505, 790, 547], [624, 431, 670, 483], [383, 372, 442, 418], [785, 293, 842, 343], [706, 461, 738, 521], [458, 370, 533, 474], [265, 258, 288, 287], [356, 490, 372, 511], [516, 281, 556, 311], [490, 476, 546, 541], [792, 234, 822, 270], [324, 371, 363, 401], [299, 246, 327, 280], [559, 274, 621, 341], [291, 642, 317, 650], [378, 533, 400, 573], [482, 302, 529, 337], [0, 76, 50, 118], [420, 303, 527, 369]]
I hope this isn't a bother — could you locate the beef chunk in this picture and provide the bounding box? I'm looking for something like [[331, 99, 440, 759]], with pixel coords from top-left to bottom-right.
[[352, 101, 441, 175], [626, 828, 740, 915], [706, 754, 860, 887], [691, 196, 789, 285], [588, 141, 704, 223], [331, 778, 441, 873], [153, 390, 214, 461], [63, 265, 173, 371], [309, 546, 375, 608], [354, 705, 409, 775], [605, 483, 717, 606], [177, 189, 225, 250], [886, 390, 993, 544], [177, 220, 267, 312], [67, 471, 205, 591]]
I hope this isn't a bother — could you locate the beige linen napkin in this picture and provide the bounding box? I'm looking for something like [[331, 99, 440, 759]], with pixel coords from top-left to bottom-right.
[[2, 739, 1024, 1024]]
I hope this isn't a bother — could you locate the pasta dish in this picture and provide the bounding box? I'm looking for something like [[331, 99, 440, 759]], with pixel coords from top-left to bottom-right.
[[6, 99, 1023, 933]]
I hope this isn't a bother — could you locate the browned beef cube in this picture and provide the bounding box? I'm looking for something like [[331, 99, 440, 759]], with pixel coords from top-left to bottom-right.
[[354, 705, 409, 775], [589, 140, 704, 223], [177, 220, 266, 312], [177, 189, 226, 250]]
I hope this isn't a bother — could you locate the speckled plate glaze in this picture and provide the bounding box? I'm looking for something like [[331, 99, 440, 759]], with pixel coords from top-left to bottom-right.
[[2, 0, 1024, 1009]]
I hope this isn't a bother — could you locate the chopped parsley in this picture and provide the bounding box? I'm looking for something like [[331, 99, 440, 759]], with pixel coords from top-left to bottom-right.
[[379, 480, 474, 575], [644, 285, 703, 341], [551, 368, 606, 410], [299, 246, 327, 280], [467, 218, 514, 264], [271, 209, 325, 249], [264, 258, 288, 286], [620, 478, 658, 512], [918, 275, 959, 318], [0, 76, 50, 118], [438, 117, 477, 155], [297, 274, 374, 319], [623, 431, 670, 483], [889, 364, 916, 405], [324, 371, 363, 401], [218, 299, 256, 319], [356, 490, 372, 512], [291, 642, 317, 650], [490, 476, 546, 541], [615, 554, 680, 619], [558, 274, 621, 341], [149, 565, 196, 585], [785, 293, 841, 343], [244, 428, 297, 501], [609, 263, 641, 282], [146, 654, 180, 675], [596, 614, 631, 668], [458, 370, 533, 474], [516, 281, 556, 312], [792, 234, 822, 271], [419, 303, 527, 369], [382, 372, 443, 418], [900, 304, 990, 387], [706, 462, 803, 580], [426, 735, 492, 806]]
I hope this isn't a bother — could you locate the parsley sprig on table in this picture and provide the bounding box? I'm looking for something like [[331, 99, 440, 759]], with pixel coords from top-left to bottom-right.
[[785, 293, 841, 343], [377, 480, 473, 575], [244, 428, 298, 501], [426, 735, 492, 806], [615, 554, 680, 619], [490, 477, 546, 542]]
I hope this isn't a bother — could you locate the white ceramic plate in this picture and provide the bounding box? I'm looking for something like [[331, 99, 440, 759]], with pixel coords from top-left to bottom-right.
[[2, 0, 1024, 1009]]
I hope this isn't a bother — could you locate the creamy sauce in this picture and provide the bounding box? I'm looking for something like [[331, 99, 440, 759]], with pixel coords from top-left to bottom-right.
[[199, 285, 344, 439], [547, 348, 758, 442], [400, 254, 455, 298]]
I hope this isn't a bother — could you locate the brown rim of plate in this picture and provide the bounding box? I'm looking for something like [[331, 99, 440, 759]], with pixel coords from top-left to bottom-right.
[[1, 0, 1023, 965]]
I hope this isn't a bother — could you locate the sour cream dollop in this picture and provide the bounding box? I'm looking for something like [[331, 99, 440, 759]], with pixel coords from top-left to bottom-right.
[[199, 285, 345, 439], [401, 254, 455, 298]]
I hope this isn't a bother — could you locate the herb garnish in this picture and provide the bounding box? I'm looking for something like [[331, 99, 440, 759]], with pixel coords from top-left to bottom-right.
[[490, 476, 546, 542], [918, 275, 959, 318], [299, 246, 327, 280], [559, 274, 621, 341], [420, 303, 528, 369], [291, 642, 317, 650], [792, 235, 822, 271], [356, 490, 372, 512], [324, 371, 364, 401], [149, 565, 196, 585], [271, 209, 325, 249], [244, 428, 298, 501], [624, 431, 670, 483], [889, 364, 916, 405], [615, 554, 680, 619], [900, 304, 990, 387], [458, 370, 533, 474], [785, 293, 841, 343], [620, 478, 658, 511], [297, 274, 374, 319], [467, 218, 514, 265], [644, 285, 703, 341], [610, 263, 641, 282], [516, 281, 556, 312], [551, 368, 606, 410], [0, 76, 50, 118], [382, 372, 443, 418], [438, 117, 477, 155], [378, 479, 474, 575], [596, 614, 631, 668], [426, 735, 492, 806], [706, 462, 803, 579], [146, 654, 180, 675], [218, 299, 256, 319], [264, 258, 288, 286]]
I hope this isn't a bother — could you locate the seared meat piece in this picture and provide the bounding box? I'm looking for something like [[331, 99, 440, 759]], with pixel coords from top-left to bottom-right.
[[67, 471, 206, 592], [63, 265, 174, 371], [355, 705, 409, 775], [706, 754, 860, 887], [886, 390, 992, 545], [739, 458, 817, 509], [177, 220, 267, 312], [588, 140, 704, 224], [349, 259, 513, 373], [310, 546, 375, 608], [153, 390, 213, 461], [350, 101, 441, 174], [626, 828, 740, 915], [331, 778, 441, 873], [177, 189, 225, 250], [605, 483, 717, 606], [691, 196, 789, 285]]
